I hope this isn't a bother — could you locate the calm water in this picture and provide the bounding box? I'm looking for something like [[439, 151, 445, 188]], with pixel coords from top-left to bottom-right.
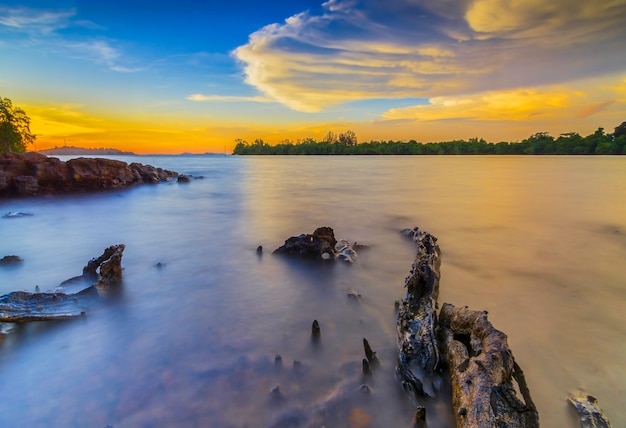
[[1, 155, 625, 427]]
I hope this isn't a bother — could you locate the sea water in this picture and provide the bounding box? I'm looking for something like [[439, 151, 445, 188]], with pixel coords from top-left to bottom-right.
[[0, 155, 625, 427]]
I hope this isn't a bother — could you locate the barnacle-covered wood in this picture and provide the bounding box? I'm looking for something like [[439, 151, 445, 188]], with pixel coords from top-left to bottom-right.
[[438, 303, 539, 428], [396, 227, 441, 400]]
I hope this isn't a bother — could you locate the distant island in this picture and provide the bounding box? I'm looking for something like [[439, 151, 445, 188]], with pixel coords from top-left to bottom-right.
[[38, 146, 136, 156]]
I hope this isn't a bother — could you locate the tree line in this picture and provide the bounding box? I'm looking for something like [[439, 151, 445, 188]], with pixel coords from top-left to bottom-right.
[[233, 123, 626, 155]]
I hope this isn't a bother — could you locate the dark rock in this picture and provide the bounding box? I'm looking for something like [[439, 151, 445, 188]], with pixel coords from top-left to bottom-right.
[[14, 175, 39, 195], [0, 255, 23, 266], [362, 358, 372, 376], [0, 244, 125, 322], [0, 153, 178, 197], [568, 393, 612, 428], [0, 171, 8, 192], [177, 174, 191, 183], [347, 290, 361, 300], [412, 406, 426, 428], [256, 245, 263, 255], [311, 319, 321, 340], [2, 211, 33, 218], [274, 354, 283, 366], [397, 227, 441, 401], [439, 303, 540, 428], [68, 157, 137, 189], [274, 227, 337, 260], [269, 384, 285, 402], [363, 338, 379, 367]]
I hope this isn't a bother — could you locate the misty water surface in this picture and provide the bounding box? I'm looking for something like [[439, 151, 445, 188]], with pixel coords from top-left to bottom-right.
[[1, 155, 625, 427]]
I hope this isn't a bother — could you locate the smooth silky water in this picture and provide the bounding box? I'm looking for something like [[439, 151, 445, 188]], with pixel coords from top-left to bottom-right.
[[1, 155, 624, 427]]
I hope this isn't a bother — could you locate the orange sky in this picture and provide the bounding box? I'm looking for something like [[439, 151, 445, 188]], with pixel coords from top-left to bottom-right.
[[3, 1, 626, 154]]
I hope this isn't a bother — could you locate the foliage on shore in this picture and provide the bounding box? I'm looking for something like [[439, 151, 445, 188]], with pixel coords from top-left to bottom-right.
[[233, 123, 626, 155], [0, 97, 36, 153]]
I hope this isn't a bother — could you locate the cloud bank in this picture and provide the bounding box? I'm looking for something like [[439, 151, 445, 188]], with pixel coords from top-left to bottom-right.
[[233, 0, 626, 112]]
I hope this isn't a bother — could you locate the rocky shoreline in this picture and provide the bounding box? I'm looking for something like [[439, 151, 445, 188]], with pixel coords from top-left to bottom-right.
[[0, 152, 179, 197]]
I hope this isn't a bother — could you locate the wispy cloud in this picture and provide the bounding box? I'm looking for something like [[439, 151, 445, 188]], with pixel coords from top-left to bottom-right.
[[0, 6, 75, 34], [65, 40, 142, 73], [0, 6, 139, 73], [187, 94, 273, 103], [233, 0, 626, 112]]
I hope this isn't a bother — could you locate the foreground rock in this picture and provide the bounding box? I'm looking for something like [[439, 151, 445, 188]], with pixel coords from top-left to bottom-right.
[[568, 394, 612, 428], [0, 152, 178, 197], [439, 304, 539, 427], [273, 227, 359, 262], [0, 244, 125, 322], [396, 227, 441, 400], [397, 227, 540, 427]]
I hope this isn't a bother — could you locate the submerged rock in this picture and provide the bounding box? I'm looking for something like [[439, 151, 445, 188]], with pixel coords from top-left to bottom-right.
[[2, 211, 33, 218]]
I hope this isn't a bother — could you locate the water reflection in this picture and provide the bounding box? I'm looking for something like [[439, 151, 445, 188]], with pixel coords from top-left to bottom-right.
[[0, 155, 625, 427]]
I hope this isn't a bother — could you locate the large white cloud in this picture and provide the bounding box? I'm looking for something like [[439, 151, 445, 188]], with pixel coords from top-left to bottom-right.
[[233, 0, 626, 112]]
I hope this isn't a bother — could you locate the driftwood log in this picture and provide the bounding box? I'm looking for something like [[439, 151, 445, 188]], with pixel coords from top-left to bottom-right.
[[438, 303, 539, 427], [396, 227, 441, 400], [0, 244, 125, 322]]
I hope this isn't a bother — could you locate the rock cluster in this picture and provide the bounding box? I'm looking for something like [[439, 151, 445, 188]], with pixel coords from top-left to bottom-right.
[[0, 152, 178, 197], [0, 244, 125, 322], [273, 226, 360, 263]]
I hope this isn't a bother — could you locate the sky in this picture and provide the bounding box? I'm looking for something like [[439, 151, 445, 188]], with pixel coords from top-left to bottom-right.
[[1, 0, 625, 154]]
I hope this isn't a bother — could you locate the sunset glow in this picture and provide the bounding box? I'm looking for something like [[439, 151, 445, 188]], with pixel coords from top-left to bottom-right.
[[2, 0, 625, 154]]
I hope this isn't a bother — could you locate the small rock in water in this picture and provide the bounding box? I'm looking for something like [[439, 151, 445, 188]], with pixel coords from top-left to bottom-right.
[[2, 212, 34, 219], [358, 384, 372, 394], [177, 174, 191, 183], [311, 319, 321, 340], [256, 245, 263, 255], [412, 406, 426, 428], [274, 354, 283, 367], [269, 384, 285, 402], [362, 358, 372, 376], [347, 290, 362, 300], [154, 262, 165, 269], [0, 255, 23, 266]]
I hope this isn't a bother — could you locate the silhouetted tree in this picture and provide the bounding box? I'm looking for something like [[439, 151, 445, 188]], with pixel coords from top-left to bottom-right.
[[338, 130, 357, 146], [0, 97, 36, 153]]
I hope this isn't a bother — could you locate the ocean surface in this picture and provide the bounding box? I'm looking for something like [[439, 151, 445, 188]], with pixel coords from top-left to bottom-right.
[[0, 155, 625, 427]]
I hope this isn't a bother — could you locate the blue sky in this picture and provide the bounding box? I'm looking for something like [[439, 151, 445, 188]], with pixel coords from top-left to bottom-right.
[[1, 0, 625, 153]]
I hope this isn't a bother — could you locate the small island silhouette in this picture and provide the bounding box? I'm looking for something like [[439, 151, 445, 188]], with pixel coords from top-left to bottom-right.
[[38, 146, 136, 156]]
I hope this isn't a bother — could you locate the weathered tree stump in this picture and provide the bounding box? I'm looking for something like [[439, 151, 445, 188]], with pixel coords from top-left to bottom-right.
[[396, 227, 441, 400], [0, 244, 125, 322], [438, 303, 539, 428]]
